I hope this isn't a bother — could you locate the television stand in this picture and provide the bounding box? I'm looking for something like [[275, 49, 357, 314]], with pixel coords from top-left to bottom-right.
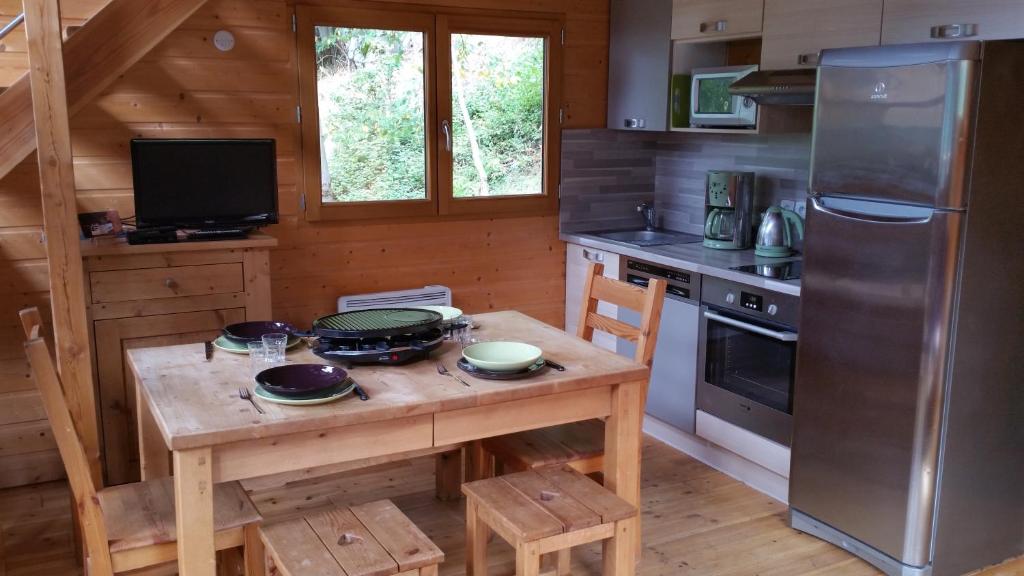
[[185, 228, 250, 241]]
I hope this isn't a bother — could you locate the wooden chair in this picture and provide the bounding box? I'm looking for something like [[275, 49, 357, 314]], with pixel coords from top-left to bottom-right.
[[462, 465, 637, 576], [260, 499, 444, 576], [19, 307, 263, 575], [475, 262, 666, 478]]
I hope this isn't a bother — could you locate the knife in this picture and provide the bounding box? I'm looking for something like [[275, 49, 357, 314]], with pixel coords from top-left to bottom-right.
[[352, 382, 369, 401], [545, 359, 566, 371]]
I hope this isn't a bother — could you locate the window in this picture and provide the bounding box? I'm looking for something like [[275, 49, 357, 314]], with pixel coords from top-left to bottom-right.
[[297, 6, 561, 221]]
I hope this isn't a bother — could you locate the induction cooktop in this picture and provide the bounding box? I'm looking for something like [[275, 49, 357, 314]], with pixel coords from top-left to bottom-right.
[[731, 260, 802, 281]]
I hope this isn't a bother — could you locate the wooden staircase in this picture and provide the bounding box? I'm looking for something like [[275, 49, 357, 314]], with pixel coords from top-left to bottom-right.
[[0, 0, 209, 183], [0, 0, 210, 485]]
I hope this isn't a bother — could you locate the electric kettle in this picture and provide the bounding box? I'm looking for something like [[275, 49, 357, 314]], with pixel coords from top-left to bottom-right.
[[755, 206, 803, 257]]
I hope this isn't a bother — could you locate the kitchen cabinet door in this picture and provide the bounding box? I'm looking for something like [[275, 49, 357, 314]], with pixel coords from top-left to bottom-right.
[[761, 0, 882, 70], [607, 0, 673, 131], [671, 0, 764, 42], [565, 243, 620, 352], [94, 308, 244, 485], [881, 0, 1024, 44]]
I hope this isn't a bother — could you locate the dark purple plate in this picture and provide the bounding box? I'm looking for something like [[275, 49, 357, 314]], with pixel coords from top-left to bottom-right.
[[255, 364, 348, 398], [223, 321, 297, 344]]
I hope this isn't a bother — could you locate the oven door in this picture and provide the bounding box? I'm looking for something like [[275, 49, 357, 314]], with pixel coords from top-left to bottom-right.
[[697, 306, 797, 446]]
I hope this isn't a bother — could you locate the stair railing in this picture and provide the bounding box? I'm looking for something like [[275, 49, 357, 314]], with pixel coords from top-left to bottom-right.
[[0, 12, 24, 42]]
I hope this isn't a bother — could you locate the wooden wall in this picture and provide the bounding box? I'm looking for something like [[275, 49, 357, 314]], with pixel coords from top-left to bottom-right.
[[0, 0, 608, 487]]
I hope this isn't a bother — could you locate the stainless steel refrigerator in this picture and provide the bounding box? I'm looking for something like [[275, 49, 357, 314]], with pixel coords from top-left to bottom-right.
[[790, 41, 1024, 576]]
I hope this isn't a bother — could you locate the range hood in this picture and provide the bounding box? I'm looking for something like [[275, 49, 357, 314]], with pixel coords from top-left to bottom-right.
[[728, 69, 818, 106]]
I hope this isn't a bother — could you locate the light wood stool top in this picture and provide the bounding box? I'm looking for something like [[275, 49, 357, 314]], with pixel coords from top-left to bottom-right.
[[462, 466, 637, 576], [260, 499, 444, 576]]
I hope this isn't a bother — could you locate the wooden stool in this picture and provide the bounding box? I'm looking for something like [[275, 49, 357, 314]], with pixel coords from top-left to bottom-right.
[[260, 499, 444, 576], [462, 466, 638, 576]]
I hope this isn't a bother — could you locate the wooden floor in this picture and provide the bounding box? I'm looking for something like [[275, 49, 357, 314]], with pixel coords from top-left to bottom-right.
[[0, 437, 1020, 576]]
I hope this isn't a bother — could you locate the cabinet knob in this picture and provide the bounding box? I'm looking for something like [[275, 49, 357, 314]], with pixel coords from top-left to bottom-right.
[[930, 23, 977, 39], [699, 19, 727, 34], [623, 118, 646, 129], [797, 52, 820, 66], [583, 249, 604, 263], [164, 277, 179, 290]]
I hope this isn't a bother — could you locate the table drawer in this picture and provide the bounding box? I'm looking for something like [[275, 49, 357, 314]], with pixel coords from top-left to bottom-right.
[[90, 263, 244, 303]]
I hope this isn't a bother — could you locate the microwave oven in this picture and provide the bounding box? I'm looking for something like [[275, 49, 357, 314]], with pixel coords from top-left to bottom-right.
[[690, 65, 758, 128]]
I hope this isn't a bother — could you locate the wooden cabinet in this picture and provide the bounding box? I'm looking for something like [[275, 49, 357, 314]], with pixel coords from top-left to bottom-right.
[[881, 0, 1024, 44], [82, 234, 275, 485], [761, 0, 882, 70], [671, 0, 764, 42], [607, 0, 673, 131], [565, 243, 620, 352]]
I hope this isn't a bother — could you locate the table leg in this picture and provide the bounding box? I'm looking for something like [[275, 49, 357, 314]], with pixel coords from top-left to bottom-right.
[[602, 380, 644, 576], [174, 447, 216, 576], [137, 385, 170, 480]]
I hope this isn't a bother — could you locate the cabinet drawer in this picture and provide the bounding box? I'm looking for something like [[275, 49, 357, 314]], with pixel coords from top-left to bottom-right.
[[672, 0, 764, 41], [761, 0, 882, 70], [90, 263, 243, 303], [881, 0, 1024, 44]]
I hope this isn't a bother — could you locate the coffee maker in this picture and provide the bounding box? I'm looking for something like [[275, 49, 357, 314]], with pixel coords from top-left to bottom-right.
[[702, 170, 755, 250]]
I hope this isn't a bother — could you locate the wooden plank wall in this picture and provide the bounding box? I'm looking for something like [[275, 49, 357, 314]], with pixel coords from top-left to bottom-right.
[[0, 0, 608, 488]]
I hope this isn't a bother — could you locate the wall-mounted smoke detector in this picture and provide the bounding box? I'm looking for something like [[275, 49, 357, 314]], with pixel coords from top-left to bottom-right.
[[213, 30, 235, 52]]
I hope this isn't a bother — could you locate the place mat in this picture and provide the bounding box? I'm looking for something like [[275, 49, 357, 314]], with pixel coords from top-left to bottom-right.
[[213, 335, 303, 354], [456, 357, 549, 381], [253, 380, 355, 406]]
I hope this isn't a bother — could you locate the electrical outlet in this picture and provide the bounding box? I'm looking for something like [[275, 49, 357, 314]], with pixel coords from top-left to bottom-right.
[[780, 199, 796, 211], [794, 200, 807, 219]]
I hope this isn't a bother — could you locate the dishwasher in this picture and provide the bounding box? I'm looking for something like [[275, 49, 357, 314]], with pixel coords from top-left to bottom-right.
[[617, 257, 701, 433]]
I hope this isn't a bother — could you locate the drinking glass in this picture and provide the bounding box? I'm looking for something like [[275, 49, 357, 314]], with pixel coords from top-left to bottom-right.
[[262, 333, 288, 365], [248, 342, 269, 379], [452, 315, 474, 349]]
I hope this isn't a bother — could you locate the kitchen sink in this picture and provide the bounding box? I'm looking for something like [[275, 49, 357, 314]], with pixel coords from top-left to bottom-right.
[[595, 229, 703, 247]]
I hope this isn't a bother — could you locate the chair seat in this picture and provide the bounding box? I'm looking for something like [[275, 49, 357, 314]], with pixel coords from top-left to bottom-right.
[[461, 465, 636, 546], [97, 477, 261, 553], [260, 499, 444, 576], [482, 419, 605, 470]]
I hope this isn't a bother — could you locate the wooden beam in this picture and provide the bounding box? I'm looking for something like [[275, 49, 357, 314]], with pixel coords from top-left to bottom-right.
[[0, 0, 210, 180], [23, 0, 100, 483]]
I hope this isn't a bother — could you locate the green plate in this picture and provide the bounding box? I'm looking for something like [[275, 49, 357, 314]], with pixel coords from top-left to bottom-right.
[[413, 305, 463, 325], [462, 341, 543, 372], [213, 335, 303, 354], [253, 380, 355, 406]]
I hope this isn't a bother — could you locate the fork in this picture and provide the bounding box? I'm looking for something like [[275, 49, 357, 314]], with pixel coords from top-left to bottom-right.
[[239, 387, 265, 414], [436, 362, 470, 387]]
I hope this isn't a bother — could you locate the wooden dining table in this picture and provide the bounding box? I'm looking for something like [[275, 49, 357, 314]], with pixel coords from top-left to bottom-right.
[[128, 310, 649, 576]]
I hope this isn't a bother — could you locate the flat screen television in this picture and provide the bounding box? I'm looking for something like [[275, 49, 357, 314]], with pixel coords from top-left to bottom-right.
[[130, 139, 278, 230]]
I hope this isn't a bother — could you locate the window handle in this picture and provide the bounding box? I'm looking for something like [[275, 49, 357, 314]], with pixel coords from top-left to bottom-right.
[[441, 119, 452, 152]]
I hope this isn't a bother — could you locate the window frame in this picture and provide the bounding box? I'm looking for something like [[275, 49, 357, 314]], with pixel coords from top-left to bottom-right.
[[296, 4, 562, 222], [297, 6, 438, 221], [436, 14, 562, 217]]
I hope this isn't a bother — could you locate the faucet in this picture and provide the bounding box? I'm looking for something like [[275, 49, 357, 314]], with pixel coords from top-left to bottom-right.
[[637, 201, 656, 231]]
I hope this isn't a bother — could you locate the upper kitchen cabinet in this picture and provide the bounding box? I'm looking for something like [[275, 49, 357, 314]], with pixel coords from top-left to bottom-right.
[[881, 0, 1024, 44], [761, 0, 882, 70], [607, 0, 673, 131], [671, 0, 764, 42]]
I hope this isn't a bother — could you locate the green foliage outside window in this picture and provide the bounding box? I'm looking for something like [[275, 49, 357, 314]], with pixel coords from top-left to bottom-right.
[[314, 26, 545, 203]]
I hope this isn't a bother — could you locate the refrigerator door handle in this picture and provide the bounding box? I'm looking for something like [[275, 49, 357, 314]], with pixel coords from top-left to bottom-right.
[[812, 196, 935, 224], [703, 310, 799, 342]]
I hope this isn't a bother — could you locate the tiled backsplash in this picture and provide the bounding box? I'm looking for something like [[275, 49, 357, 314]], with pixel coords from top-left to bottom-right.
[[559, 129, 657, 233], [560, 128, 811, 237]]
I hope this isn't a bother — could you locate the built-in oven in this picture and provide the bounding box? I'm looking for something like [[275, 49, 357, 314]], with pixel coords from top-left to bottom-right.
[[697, 275, 799, 446]]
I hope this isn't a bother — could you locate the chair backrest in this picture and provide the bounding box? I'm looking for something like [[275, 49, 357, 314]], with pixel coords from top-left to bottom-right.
[[21, 308, 113, 574], [576, 262, 666, 367]]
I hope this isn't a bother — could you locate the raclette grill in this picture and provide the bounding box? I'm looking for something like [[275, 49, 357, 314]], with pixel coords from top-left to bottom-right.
[[299, 308, 444, 365]]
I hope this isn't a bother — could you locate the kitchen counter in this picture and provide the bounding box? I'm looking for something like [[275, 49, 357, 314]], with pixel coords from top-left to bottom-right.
[[561, 231, 801, 297]]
